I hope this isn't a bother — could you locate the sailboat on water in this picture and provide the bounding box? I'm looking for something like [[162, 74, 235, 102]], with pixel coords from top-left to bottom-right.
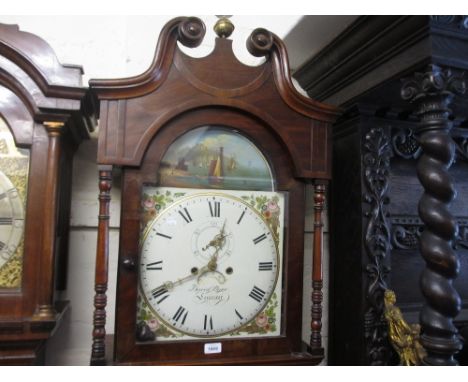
[[228, 154, 237, 171], [208, 147, 224, 186]]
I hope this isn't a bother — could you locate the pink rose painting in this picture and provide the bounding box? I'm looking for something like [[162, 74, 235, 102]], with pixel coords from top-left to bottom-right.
[[267, 200, 279, 213], [147, 318, 160, 332], [255, 312, 268, 328], [143, 197, 156, 211]]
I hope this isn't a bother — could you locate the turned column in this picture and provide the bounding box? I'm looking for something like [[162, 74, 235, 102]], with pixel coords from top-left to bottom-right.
[[90, 166, 113, 366], [401, 65, 465, 365], [310, 182, 326, 354], [33, 121, 64, 321]]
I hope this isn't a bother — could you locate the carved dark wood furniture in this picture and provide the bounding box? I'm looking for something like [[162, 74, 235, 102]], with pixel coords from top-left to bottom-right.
[[0, 24, 94, 364], [294, 15, 468, 366], [89, 16, 339, 366]]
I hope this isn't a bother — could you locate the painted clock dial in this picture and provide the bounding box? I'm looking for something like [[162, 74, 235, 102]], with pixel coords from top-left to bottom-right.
[[139, 188, 284, 340]]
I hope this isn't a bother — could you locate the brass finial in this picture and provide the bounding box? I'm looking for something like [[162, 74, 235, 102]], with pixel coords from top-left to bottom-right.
[[214, 15, 234, 38]]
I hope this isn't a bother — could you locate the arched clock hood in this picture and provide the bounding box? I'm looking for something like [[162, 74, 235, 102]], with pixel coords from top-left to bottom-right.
[[89, 16, 341, 366], [89, 16, 340, 180]]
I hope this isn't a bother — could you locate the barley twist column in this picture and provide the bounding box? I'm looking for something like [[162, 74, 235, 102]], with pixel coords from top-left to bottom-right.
[[401, 65, 465, 365]]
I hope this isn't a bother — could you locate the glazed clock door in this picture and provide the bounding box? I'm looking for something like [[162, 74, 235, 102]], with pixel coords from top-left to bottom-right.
[[139, 190, 283, 339], [0, 117, 29, 289], [136, 126, 285, 342]]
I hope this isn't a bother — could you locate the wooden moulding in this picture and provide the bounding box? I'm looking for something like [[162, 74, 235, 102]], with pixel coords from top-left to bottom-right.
[[89, 16, 340, 366], [0, 22, 95, 365]]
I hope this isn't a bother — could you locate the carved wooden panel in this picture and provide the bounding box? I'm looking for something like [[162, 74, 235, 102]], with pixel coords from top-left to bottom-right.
[[296, 15, 468, 366]]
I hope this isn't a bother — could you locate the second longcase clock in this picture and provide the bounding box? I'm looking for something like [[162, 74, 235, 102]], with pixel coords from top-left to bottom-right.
[[89, 16, 340, 365], [0, 23, 94, 364]]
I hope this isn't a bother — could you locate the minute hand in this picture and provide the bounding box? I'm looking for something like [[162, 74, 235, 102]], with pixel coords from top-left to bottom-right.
[[154, 272, 198, 292]]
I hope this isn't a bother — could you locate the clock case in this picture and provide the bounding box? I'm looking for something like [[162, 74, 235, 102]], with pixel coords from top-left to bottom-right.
[[89, 17, 340, 365], [0, 24, 94, 364]]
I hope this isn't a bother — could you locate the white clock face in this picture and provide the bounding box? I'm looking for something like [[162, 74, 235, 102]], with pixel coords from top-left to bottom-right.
[[139, 190, 282, 338]]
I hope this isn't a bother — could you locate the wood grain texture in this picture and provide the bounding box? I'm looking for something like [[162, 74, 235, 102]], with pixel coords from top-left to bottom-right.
[[90, 16, 340, 365], [90, 167, 112, 366], [0, 23, 94, 365], [0, 24, 86, 99], [32, 123, 63, 321], [91, 18, 339, 180]]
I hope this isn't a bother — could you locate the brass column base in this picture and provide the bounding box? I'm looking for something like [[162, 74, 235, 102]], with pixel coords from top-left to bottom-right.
[[32, 305, 57, 321]]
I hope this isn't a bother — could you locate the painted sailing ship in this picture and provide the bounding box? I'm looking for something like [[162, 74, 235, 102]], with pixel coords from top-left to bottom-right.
[[208, 147, 224, 185], [228, 154, 237, 171]]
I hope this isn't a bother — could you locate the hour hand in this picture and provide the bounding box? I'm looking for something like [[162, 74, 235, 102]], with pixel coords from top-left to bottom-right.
[[202, 220, 228, 252]]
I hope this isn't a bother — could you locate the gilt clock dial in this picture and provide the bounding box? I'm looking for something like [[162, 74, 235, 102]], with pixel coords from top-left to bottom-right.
[[0, 117, 29, 289], [138, 188, 284, 341], [0, 172, 25, 267]]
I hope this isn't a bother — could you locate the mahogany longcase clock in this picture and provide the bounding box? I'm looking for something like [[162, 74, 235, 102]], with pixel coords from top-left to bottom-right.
[[0, 24, 94, 365], [89, 16, 340, 365]]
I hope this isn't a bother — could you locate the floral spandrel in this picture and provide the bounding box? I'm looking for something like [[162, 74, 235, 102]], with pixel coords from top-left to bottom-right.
[[230, 292, 279, 336], [136, 294, 182, 340], [241, 194, 281, 247], [140, 189, 186, 230]]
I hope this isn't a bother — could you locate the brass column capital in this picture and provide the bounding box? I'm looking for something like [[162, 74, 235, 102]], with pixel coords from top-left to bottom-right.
[[43, 121, 65, 136]]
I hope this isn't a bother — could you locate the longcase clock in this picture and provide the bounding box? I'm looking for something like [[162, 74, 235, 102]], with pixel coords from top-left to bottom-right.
[[89, 16, 340, 365], [0, 24, 94, 365]]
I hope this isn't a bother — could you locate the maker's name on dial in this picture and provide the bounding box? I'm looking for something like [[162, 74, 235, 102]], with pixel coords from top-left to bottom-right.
[[189, 284, 230, 306]]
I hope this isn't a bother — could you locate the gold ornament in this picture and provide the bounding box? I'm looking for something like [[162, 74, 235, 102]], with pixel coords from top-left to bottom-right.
[[214, 16, 234, 39], [384, 289, 426, 365]]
